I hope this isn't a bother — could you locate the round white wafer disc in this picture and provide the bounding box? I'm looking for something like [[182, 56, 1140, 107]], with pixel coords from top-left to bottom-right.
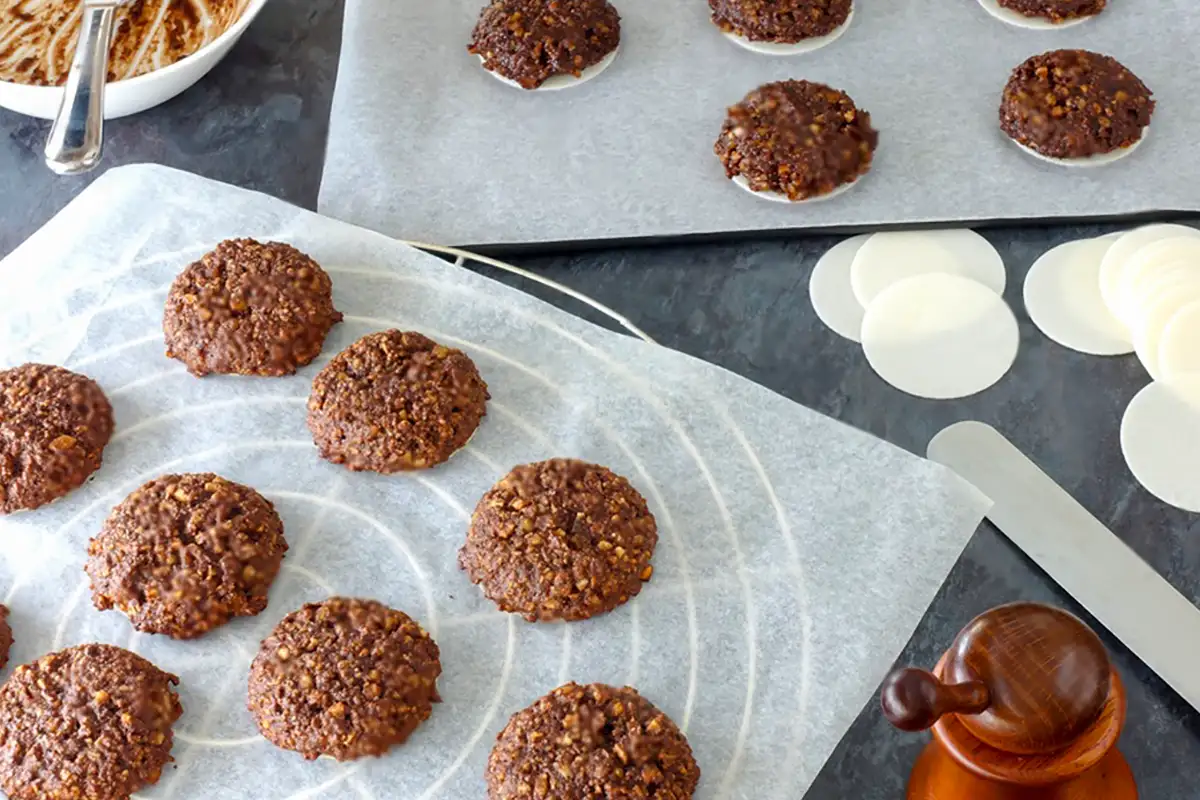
[[809, 234, 871, 342], [1099, 224, 1200, 321], [1132, 279, 1200, 380], [1126, 234, 1200, 270], [1159, 301, 1200, 383], [481, 47, 619, 91], [1125, 261, 1200, 329], [732, 175, 859, 204], [1010, 127, 1148, 168], [722, 5, 854, 55], [1117, 237, 1200, 319], [976, 0, 1096, 29], [850, 230, 1006, 308], [1121, 376, 1200, 512], [1023, 237, 1132, 356], [1127, 267, 1200, 327], [861, 273, 1019, 400]]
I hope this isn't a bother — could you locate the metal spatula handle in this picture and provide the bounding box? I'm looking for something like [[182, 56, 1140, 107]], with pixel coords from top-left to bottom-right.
[[44, 1, 119, 175]]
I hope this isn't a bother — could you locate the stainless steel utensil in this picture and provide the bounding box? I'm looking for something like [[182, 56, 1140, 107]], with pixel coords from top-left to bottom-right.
[[927, 420, 1200, 714], [44, 0, 125, 175]]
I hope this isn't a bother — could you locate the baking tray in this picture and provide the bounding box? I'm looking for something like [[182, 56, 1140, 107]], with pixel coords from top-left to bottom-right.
[[317, 0, 1200, 249]]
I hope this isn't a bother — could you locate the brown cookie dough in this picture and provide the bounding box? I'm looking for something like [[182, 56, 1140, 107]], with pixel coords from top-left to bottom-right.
[[710, 0, 852, 42], [0, 0, 246, 86], [247, 597, 441, 761], [459, 459, 657, 622], [86, 473, 287, 640], [997, 0, 1105, 23], [1000, 49, 1154, 160], [0, 643, 181, 800], [0, 605, 11, 671], [715, 79, 878, 202], [307, 330, 489, 473], [469, 0, 621, 90], [487, 682, 700, 799], [163, 238, 343, 377], [0, 363, 114, 514]]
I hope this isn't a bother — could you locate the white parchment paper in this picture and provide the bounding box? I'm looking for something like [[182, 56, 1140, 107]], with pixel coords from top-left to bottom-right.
[[318, 0, 1200, 247], [0, 165, 989, 799]]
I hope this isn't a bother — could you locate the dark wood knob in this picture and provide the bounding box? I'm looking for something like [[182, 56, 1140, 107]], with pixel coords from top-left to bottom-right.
[[882, 604, 1113, 758], [882, 667, 990, 731], [945, 603, 1110, 755]]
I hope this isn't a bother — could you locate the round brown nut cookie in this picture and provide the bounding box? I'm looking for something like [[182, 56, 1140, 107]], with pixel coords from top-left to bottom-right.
[[0, 363, 114, 514], [997, 0, 1105, 23], [459, 458, 657, 622], [163, 238, 343, 377], [86, 473, 287, 639], [715, 79, 878, 202], [1000, 49, 1154, 160], [709, 0, 852, 42], [487, 682, 700, 800], [469, 0, 621, 90], [247, 597, 442, 761], [307, 330, 489, 473], [0, 643, 182, 800], [0, 604, 11, 671]]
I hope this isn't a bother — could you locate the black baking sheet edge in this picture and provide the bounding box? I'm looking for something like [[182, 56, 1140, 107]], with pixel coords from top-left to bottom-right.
[[454, 208, 1199, 258]]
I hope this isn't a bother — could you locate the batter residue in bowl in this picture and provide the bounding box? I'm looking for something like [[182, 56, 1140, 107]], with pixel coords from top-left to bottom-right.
[[0, 0, 249, 86]]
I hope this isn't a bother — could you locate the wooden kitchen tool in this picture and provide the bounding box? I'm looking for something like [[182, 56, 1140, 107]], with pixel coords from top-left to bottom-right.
[[881, 602, 1136, 799]]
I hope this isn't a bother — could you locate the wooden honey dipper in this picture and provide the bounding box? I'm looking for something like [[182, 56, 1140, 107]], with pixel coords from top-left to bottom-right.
[[881, 602, 1137, 799]]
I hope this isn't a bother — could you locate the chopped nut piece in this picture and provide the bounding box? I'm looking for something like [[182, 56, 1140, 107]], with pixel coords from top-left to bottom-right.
[[48, 434, 76, 451]]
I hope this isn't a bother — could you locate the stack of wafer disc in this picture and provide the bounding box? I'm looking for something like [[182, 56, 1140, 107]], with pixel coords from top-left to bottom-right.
[[1019, 223, 1200, 512], [809, 229, 1017, 401]]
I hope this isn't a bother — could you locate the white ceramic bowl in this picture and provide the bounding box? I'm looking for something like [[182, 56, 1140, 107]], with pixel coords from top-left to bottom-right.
[[0, 0, 270, 121]]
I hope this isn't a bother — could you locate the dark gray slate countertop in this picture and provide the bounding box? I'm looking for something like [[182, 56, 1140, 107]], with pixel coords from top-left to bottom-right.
[[1, 2, 1197, 797]]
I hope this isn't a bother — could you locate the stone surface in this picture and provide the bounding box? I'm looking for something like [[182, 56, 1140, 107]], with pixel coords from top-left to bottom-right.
[[0, 1, 1197, 795]]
